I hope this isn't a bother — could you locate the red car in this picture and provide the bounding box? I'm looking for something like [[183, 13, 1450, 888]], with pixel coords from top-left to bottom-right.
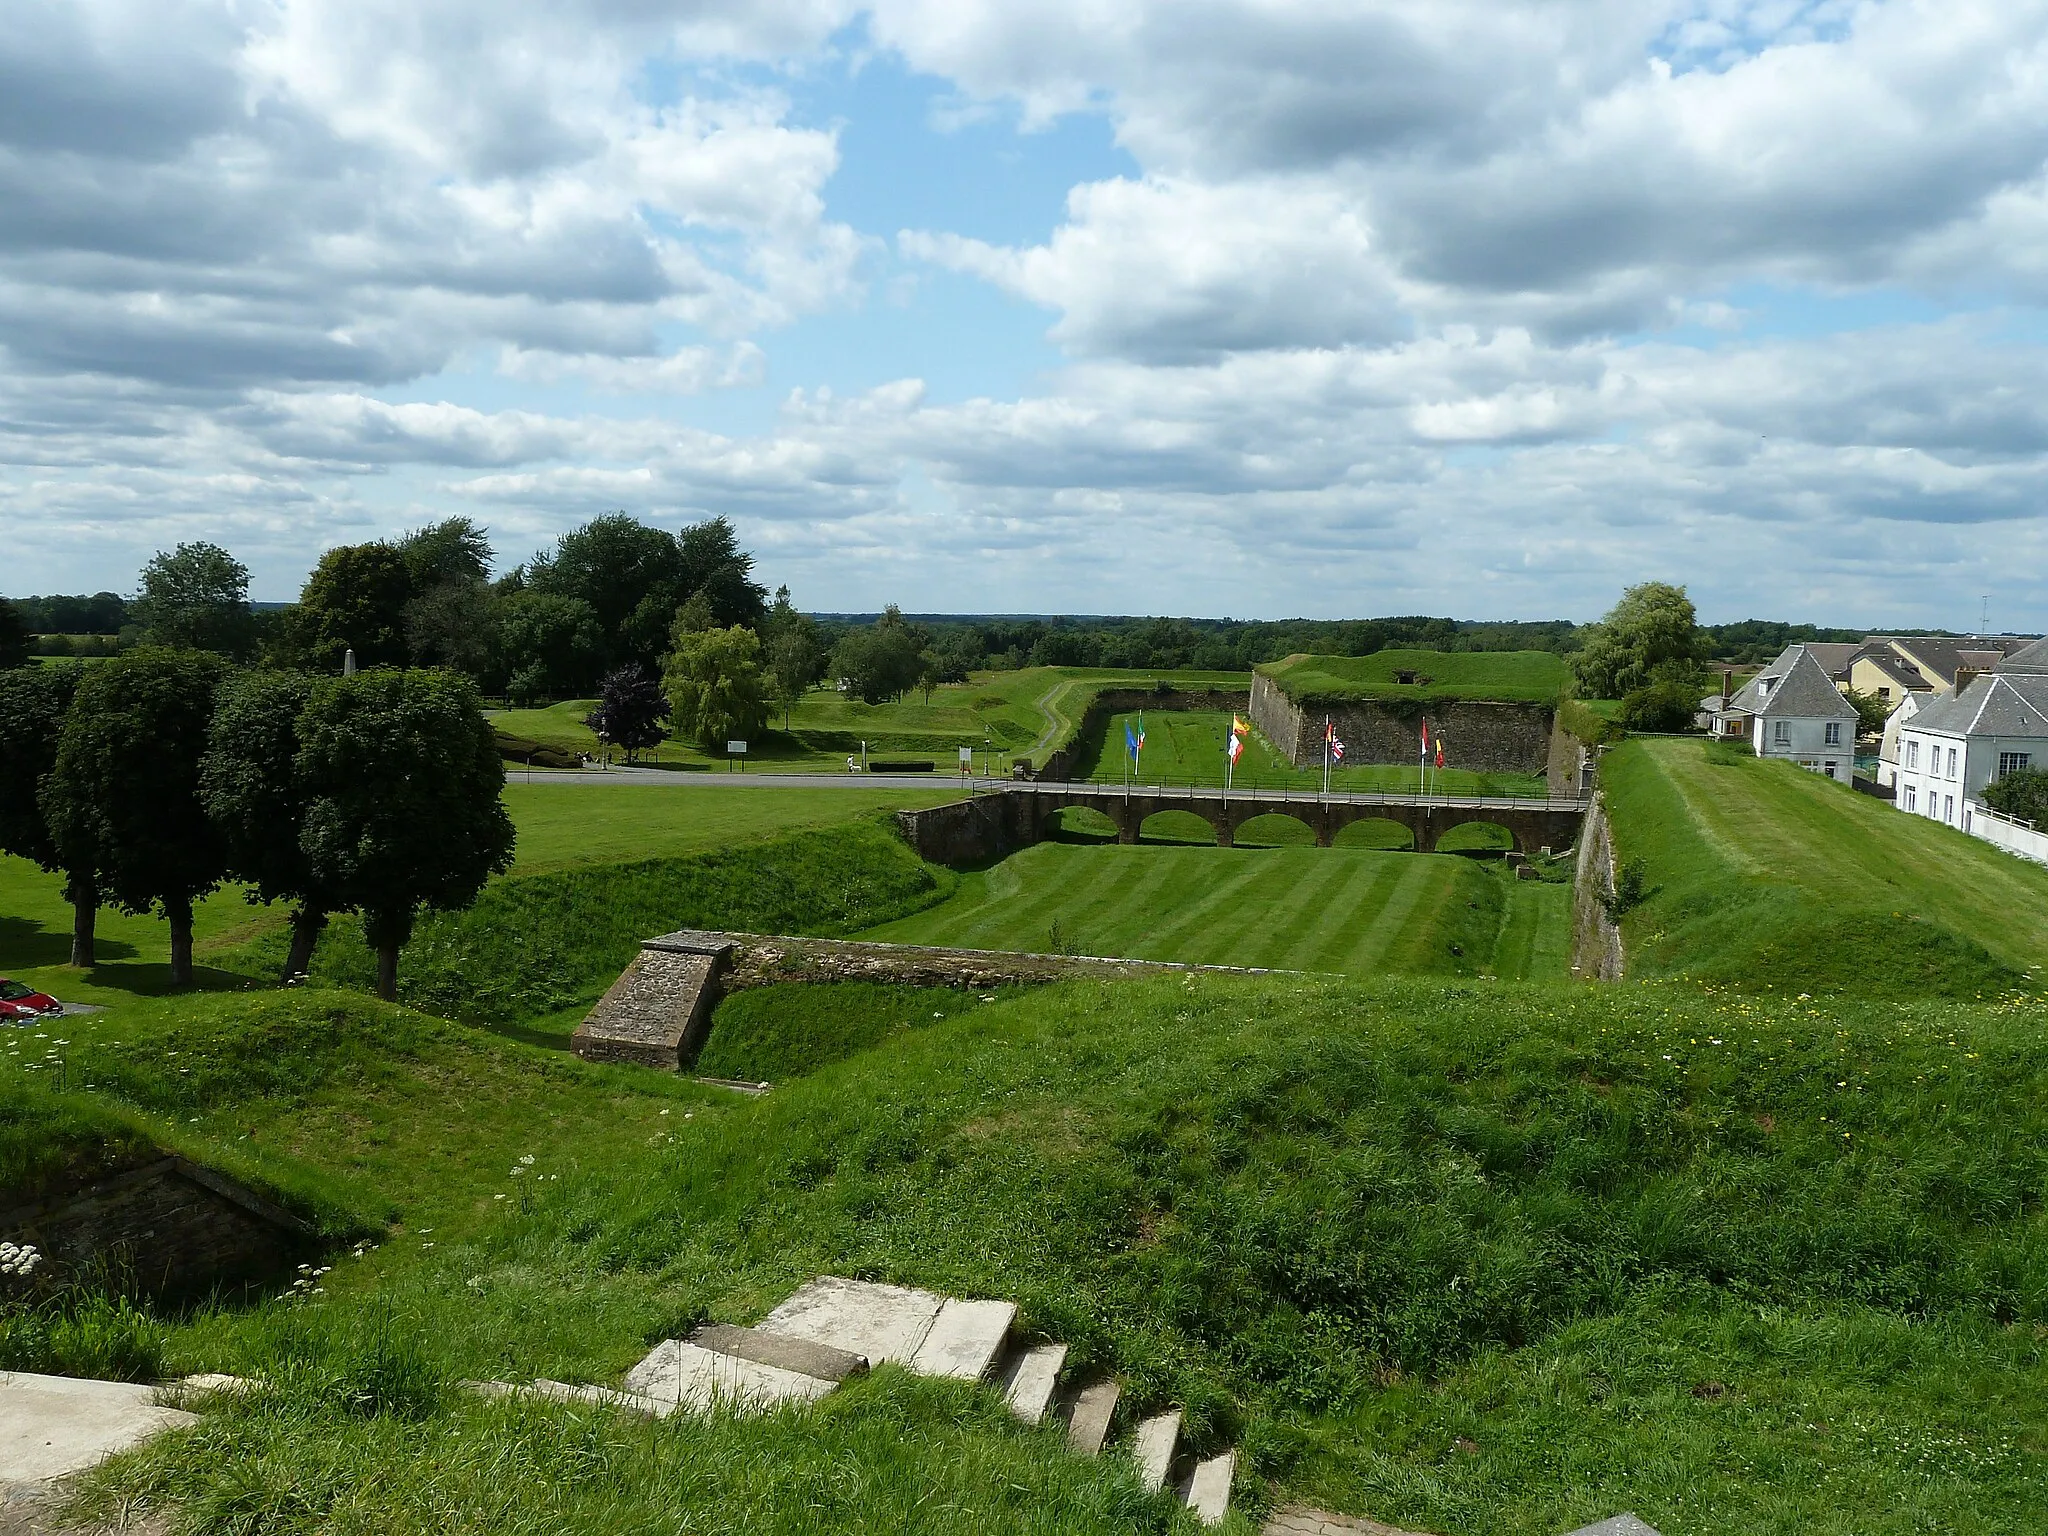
[[0, 979, 63, 1022]]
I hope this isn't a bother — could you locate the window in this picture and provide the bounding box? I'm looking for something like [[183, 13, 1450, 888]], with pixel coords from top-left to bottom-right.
[[1825, 721, 1842, 746], [1904, 785, 1917, 811], [1945, 795, 1955, 823], [2000, 751, 2032, 778], [1907, 740, 1920, 769], [1947, 746, 1959, 779], [1773, 720, 1790, 744], [1877, 687, 1890, 700]]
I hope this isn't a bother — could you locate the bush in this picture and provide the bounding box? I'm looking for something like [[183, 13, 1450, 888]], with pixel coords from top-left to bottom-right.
[[1617, 679, 1701, 733], [1984, 766, 2048, 825]]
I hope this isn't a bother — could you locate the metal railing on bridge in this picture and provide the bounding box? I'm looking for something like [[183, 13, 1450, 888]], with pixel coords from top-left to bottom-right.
[[966, 777, 1591, 813]]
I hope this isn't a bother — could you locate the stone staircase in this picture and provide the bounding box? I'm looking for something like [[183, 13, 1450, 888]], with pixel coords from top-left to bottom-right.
[[619, 1275, 1240, 1526]]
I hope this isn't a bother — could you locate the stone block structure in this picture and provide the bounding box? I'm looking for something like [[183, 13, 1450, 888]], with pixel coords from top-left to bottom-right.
[[570, 933, 734, 1070], [1250, 670, 1565, 781]]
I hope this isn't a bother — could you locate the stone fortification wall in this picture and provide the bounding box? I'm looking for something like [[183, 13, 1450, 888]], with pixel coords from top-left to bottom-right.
[[894, 794, 1039, 866], [1, 1156, 317, 1300], [1249, 670, 1557, 775], [1570, 788, 1624, 982], [1037, 688, 1249, 782]]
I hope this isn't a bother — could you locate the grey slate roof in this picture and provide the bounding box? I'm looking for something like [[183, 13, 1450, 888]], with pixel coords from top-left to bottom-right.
[[1906, 672, 2048, 738], [1724, 644, 1860, 720], [1851, 647, 1927, 694], [1996, 637, 2048, 675], [1801, 642, 1861, 679]]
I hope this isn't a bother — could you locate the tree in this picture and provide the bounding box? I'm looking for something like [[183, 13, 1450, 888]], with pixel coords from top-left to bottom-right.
[[1572, 583, 1705, 699], [0, 599, 28, 669], [1984, 766, 2048, 825], [398, 516, 492, 590], [296, 670, 514, 1000], [528, 514, 687, 671], [663, 624, 767, 748], [496, 591, 603, 700], [584, 665, 670, 761], [677, 515, 768, 630], [199, 669, 336, 980], [134, 542, 255, 658], [298, 542, 413, 671], [1617, 679, 1701, 733], [761, 585, 824, 729], [405, 579, 499, 677], [832, 606, 923, 704], [0, 665, 93, 964], [917, 648, 945, 704], [1841, 686, 1893, 740], [41, 650, 230, 986]]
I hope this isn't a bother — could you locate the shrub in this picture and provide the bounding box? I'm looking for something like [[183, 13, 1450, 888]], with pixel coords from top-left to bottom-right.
[[1984, 766, 2048, 825], [1617, 679, 1701, 733]]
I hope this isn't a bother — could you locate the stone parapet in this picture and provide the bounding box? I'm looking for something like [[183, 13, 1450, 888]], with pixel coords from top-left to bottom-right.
[[572, 935, 733, 1070], [1252, 671, 1559, 775]]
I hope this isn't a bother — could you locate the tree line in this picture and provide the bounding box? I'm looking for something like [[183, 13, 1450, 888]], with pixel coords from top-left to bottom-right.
[[0, 653, 511, 998]]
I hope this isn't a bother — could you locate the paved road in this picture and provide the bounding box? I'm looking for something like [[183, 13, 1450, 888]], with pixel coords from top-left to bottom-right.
[[502, 765, 1587, 811]]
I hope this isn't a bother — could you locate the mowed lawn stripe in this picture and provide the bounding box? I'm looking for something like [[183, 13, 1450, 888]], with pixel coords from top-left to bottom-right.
[[1293, 853, 1432, 974], [1119, 852, 1276, 963], [1066, 851, 1188, 955], [1273, 853, 1406, 974], [1350, 858, 1449, 970], [1182, 850, 1337, 969]]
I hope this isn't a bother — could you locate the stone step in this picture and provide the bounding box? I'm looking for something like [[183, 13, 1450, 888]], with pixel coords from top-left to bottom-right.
[[908, 1297, 1017, 1382], [758, 1275, 947, 1367], [0, 1370, 196, 1485], [1181, 1449, 1236, 1526], [1263, 1511, 1439, 1536], [622, 1340, 839, 1415], [1063, 1379, 1120, 1456], [1131, 1409, 1181, 1494], [998, 1341, 1067, 1425], [690, 1323, 868, 1383], [1564, 1519, 1660, 1536], [526, 1378, 677, 1418]]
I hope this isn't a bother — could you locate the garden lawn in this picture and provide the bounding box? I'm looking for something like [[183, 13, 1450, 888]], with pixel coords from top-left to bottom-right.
[[1604, 737, 2048, 994], [1260, 649, 1571, 707], [859, 842, 1571, 980], [18, 974, 2048, 1536], [1075, 709, 1550, 796]]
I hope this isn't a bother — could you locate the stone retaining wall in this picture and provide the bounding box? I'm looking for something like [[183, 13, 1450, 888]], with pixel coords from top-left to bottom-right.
[[894, 795, 1039, 866], [1570, 788, 1624, 982], [1037, 688, 1250, 781], [1, 1157, 317, 1301], [1250, 671, 1560, 777]]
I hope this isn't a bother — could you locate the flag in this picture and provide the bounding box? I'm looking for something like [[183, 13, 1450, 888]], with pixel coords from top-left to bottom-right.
[[1124, 720, 1141, 761], [1226, 732, 1243, 765], [1434, 740, 1445, 770], [1420, 719, 1431, 752], [1232, 715, 1251, 737], [1331, 733, 1346, 762]]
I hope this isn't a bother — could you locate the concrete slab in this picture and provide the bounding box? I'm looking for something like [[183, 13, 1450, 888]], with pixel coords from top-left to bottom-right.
[[1064, 1380, 1119, 1456], [1263, 1512, 1439, 1536], [527, 1379, 676, 1418], [0, 1372, 195, 1485], [1132, 1410, 1181, 1494], [691, 1325, 867, 1383], [622, 1341, 837, 1415], [1184, 1450, 1236, 1526], [999, 1342, 1067, 1425], [1562, 1518, 1659, 1536], [758, 1277, 944, 1367], [907, 1298, 1015, 1382]]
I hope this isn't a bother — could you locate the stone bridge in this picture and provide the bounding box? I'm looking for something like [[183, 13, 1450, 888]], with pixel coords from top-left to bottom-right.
[[900, 784, 1589, 860]]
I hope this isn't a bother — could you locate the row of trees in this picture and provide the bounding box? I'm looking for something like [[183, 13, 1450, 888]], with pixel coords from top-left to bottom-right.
[[0, 653, 512, 997]]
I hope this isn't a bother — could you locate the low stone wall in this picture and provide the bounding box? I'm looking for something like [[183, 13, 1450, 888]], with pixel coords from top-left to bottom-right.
[[1, 1156, 317, 1301], [571, 939, 731, 1070], [1570, 789, 1624, 982], [894, 794, 1039, 866], [1250, 671, 1559, 776]]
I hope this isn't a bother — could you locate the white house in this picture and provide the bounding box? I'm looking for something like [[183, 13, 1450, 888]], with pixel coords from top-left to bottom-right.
[[1876, 690, 1922, 789], [1713, 643, 1860, 783], [1894, 653, 2048, 830]]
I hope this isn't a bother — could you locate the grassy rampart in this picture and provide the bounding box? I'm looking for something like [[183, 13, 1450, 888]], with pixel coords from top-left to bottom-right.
[[1259, 649, 1571, 708]]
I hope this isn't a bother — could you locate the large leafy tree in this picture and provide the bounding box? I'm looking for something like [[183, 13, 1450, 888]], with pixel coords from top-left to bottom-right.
[[677, 515, 768, 631], [399, 517, 497, 676], [135, 542, 255, 658], [1984, 767, 2048, 825], [584, 665, 670, 761], [832, 606, 925, 704], [0, 665, 94, 964], [496, 591, 603, 701], [297, 542, 413, 671], [1572, 582, 1706, 700], [296, 670, 515, 1000], [527, 514, 686, 671], [0, 599, 29, 669], [664, 624, 768, 748], [199, 669, 336, 980], [42, 650, 230, 986]]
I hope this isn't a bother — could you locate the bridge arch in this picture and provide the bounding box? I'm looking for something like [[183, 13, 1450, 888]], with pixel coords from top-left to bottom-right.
[[1050, 805, 1120, 843], [1429, 818, 1517, 855], [1230, 811, 1317, 847], [1139, 809, 1218, 845], [1332, 816, 1416, 851]]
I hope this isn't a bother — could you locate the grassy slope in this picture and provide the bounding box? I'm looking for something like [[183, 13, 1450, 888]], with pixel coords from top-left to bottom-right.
[[1076, 708, 1550, 796], [29, 976, 2048, 1535], [1605, 738, 2048, 994], [1261, 649, 1571, 706], [860, 842, 1571, 981]]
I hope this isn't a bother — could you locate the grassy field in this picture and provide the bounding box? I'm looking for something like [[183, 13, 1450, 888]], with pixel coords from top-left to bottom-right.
[[1605, 737, 2048, 994], [860, 842, 1572, 981], [1074, 709, 1551, 797], [1260, 649, 1571, 707], [14, 974, 2046, 1535], [490, 666, 1252, 774]]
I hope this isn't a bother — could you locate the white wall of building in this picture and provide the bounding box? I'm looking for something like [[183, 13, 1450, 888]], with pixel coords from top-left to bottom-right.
[[1896, 729, 2044, 828], [1965, 799, 2048, 867], [1751, 714, 1853, 782]]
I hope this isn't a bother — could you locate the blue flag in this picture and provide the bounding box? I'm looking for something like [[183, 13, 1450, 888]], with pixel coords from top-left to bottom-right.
[[1124, 720, 1140, 761]]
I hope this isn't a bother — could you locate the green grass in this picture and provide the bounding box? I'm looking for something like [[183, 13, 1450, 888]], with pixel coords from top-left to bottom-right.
[[1075, 710, 1550, 796], [858, 842, 1570, 981], [25, 974, 2048, 1534], [1604, 738, 2048, 994], [696, 981, 1024, 1082], [1260, 649, 1572, 707]]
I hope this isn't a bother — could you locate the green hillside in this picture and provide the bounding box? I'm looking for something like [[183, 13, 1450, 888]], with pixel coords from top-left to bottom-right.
[[1604, 737, 2048, 995], [29, 975, 2048, 1535], [861, 842, 1571, 981], [1260, 649, 1571, 707]]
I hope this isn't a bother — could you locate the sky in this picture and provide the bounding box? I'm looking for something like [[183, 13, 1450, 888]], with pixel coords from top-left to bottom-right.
[[5, 0, 2048, 627]]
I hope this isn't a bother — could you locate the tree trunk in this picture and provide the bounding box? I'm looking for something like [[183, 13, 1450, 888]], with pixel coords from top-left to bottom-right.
[[282, 908, 327, 983], [167, 896, 195, 988], [376, 943, 399, 1002], [68, 875, 96, 969]]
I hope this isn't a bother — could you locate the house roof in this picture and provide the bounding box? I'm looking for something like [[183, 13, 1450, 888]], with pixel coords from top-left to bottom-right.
[[1882, 635, 2037, 688], [1801, 642, 1861, 679], [1724, 644, 1860, 720], [1997, 637, 2048, 675], [1850, 647, 1927, 694], [1904, 672, 2048, 739]]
